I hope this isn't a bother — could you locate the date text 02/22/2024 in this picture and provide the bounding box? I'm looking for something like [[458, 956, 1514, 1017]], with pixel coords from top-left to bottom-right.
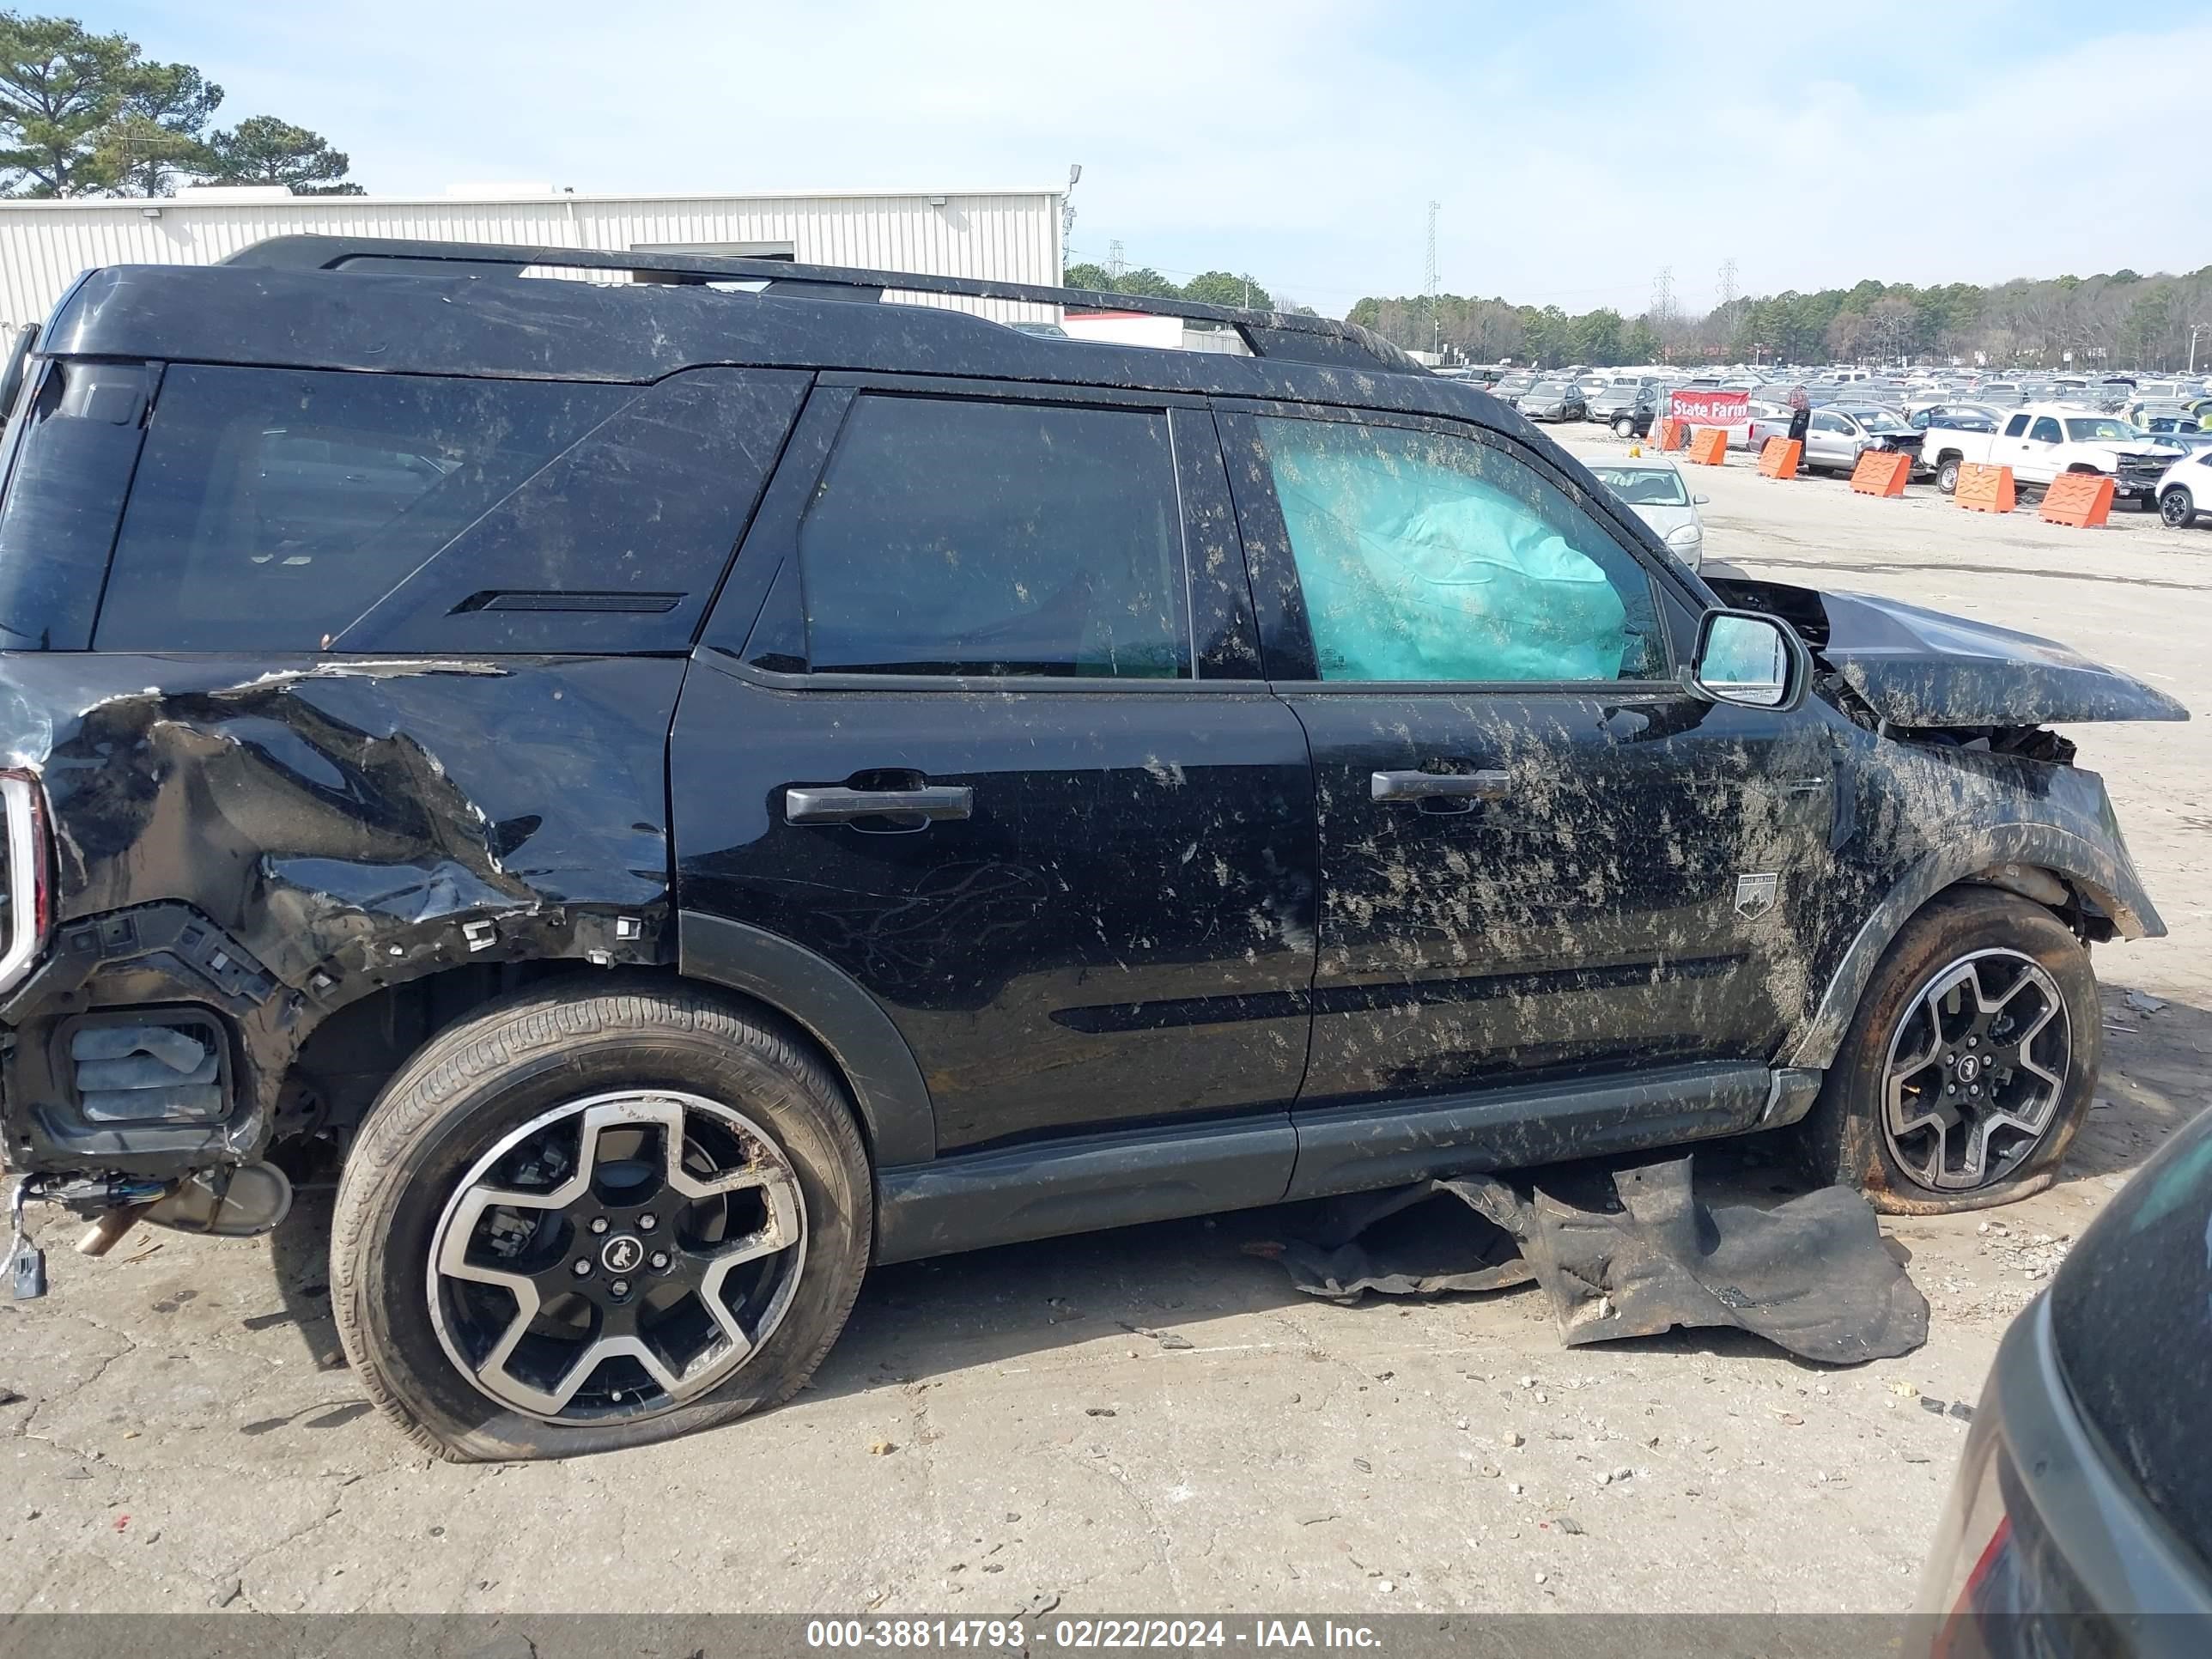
[[804, 1620, 1383, 1650]]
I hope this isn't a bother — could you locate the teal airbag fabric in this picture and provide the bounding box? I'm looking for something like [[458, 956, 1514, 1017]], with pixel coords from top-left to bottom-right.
[[1261, 419, 1631, 682]]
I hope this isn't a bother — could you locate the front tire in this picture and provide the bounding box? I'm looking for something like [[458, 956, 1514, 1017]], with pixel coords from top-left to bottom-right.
[[1797, 890, 2098, 1214], [331, 978, 872, 1461], [2162, 485, 2197, 528], [1936, 457, 1961, 495]]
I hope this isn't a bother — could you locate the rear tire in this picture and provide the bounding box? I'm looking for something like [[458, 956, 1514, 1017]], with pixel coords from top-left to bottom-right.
[[2162, 485, 2197, 528], [1613, 417, 1634, 439], [331, 978, 872, 1461], [1796, 890, 2098, 1215]]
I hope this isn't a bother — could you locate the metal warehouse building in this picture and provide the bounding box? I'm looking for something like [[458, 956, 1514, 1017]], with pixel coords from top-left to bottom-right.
[[0, 183, 1066, 330]]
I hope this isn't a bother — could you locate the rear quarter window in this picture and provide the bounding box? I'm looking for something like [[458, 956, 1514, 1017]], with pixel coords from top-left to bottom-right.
[[95, 367, 631, 652], [0, 361, 154, 650]]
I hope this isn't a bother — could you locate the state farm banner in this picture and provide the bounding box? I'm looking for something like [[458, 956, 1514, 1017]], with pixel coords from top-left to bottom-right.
[[1669, 389, 1748, 425]]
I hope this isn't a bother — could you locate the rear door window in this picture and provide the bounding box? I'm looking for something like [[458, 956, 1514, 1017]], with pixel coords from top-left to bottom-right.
[[96, 366, 629, 652], [793, 393, 1191, 678]]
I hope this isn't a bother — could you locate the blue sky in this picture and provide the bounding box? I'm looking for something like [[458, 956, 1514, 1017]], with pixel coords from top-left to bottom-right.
[[100, 1, 2212, 317]]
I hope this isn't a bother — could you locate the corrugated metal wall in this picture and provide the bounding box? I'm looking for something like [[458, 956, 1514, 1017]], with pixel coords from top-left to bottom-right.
[[0, 189, 1063, 329]]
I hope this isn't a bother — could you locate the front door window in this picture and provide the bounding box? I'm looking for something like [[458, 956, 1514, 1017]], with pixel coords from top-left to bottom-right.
[[1251, 415, 1663, 684]]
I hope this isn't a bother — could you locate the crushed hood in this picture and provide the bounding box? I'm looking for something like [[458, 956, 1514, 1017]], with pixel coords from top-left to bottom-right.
[[1710, 576, 2191, 728]]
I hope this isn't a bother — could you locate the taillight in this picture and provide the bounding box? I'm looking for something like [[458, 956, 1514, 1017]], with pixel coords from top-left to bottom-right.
[[1930, 1516, 2019, 1659], [1923, 1425, 2012, 1638], [0, 768, 50, 993]]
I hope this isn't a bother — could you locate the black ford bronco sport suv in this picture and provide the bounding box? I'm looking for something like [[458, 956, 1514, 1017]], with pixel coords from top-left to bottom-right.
[[0, 238, 2184, 1459]]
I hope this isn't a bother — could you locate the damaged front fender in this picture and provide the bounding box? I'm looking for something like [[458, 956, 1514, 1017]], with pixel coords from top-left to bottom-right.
[[1699, 574, 2173, 1068], [0, 652, 682, 1176], [1779, 720, 2162, 1079], [1790, 803, 2160, 1073]]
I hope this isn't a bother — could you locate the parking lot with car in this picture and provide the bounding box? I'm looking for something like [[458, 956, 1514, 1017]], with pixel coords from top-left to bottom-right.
[[5, 325, 2208, 1617]]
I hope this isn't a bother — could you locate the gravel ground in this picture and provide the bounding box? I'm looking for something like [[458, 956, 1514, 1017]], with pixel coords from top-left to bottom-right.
[[3, 433, 2206, 1616]]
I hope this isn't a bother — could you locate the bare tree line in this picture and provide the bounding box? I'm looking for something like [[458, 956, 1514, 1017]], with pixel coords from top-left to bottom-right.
[[1350, 265, 2212, 371]]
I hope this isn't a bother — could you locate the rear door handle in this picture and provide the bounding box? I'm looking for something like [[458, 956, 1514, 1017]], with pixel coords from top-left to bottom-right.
[[1370, 769, 1510, 803], [786, 785, 974, 825]]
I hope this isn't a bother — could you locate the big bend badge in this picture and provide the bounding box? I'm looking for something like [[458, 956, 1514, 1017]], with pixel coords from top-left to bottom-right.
[[1734, 872, 1780, 919]]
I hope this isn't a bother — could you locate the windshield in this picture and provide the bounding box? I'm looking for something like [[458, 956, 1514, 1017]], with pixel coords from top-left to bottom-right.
[[1589, 465, 1688, 506], [2064, 417, 2135, 442], [1528, 381, 1568, 397], [1854, 410, 1905, 433]]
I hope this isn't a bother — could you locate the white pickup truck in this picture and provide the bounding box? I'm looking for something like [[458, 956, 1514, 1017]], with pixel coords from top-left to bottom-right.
[[1923, 403, 2177, 509]]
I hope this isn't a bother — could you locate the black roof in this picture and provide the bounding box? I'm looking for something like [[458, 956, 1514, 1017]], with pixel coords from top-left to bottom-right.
[[30, 234, 1534, 428]]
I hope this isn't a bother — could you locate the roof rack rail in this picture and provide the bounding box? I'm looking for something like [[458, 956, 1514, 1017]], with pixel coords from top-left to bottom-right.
[[218, 234, 1425, 375]]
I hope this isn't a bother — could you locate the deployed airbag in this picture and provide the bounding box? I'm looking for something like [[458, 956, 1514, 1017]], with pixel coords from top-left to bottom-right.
[[1266, 422, 1632, 682]]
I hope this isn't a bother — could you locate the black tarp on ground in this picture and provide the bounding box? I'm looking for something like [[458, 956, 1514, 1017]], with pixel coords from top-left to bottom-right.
[[1256, 1156, 1929, 1364]]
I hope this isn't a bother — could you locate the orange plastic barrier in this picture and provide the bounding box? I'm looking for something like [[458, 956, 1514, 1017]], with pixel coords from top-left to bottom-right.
[[2039, 472, 2114, 528], [1656, 418, 1688, 452], [1954, 463, 2015, 514], [1757, 437, 1801, 479], [1687, 427, 1728, 466], [1849, 450, 1911, 497]]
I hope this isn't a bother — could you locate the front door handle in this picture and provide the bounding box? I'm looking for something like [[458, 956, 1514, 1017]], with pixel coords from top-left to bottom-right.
[[1370, 769, 1510, 803], [786, 785, 974, 825]]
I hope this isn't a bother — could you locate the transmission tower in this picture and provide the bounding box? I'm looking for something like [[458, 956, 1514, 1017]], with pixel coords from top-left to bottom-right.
[[1425, 201, 1442, 357], [1653, 265, 1675, 325], [1718, 257, 1738, 312], [1109, 240, 1125, 281]]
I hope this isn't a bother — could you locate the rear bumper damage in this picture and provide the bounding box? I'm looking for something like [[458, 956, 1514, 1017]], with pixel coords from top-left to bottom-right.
[[3, 902, 276, 1176]]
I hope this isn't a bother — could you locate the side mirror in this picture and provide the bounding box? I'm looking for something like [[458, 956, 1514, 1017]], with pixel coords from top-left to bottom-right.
[[1688, 609, 1806, 710], [1693, 494, 1711, 505]]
